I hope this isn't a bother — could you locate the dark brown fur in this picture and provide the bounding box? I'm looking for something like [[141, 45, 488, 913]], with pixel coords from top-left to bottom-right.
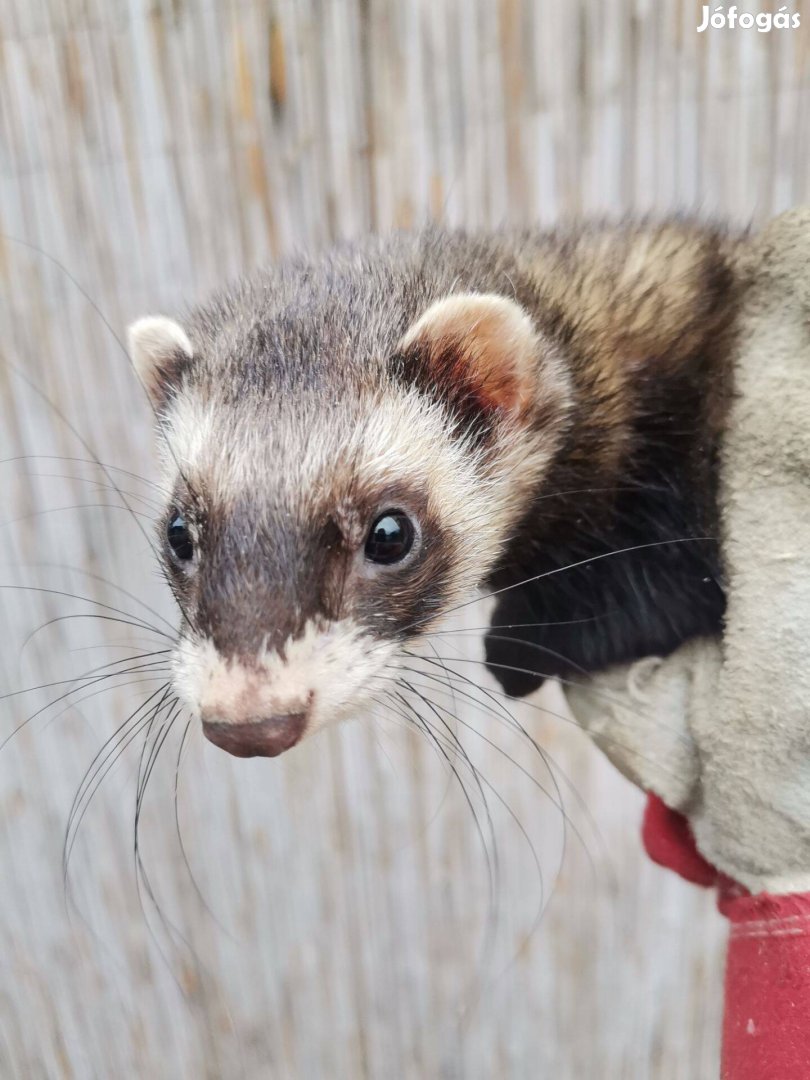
[[481, 223, 741, 693]]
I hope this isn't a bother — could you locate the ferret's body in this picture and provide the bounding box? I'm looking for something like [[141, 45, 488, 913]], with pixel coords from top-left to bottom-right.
[[129, 219, 742, 756]]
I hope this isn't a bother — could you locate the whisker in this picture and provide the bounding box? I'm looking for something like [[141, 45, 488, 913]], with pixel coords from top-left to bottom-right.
[[400, 667, 567, 825], [368, 689, 460, 832], [402, 537, 714, 632], [10, 563, 177, 636], [412, 656, 618, 880], [172, 717, 232, 933], [421, 614, 610, 635], [393, 687, 500, 979], [399, 677, 556, 1004], [416, 640, 573, 875], [63, 684, 173, 881], [5, 358, 166, 569], [405, 681, 502, 892], [24, 470, 163, 512], [417, 650, 694, 750], [133, 699, 216, 991], [19, 613, 171, 657], [2, 502, 154, 529], [41, 671, 171, 738], [410, 652, 688, 787], [0, 582, 172, 639], [0, 452, 167, 494], [0, 648, 171, 706], [398, 663, 603, 898], [401, 653, 630, 953], [394, 690, 498, 908], [0, 659, 172, 753], [0, 232, 203, 519], [402, 675, 547, 898]]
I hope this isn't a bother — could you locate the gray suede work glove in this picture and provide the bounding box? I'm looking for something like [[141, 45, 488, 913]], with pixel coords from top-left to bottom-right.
[[564, 209, 810, 895]]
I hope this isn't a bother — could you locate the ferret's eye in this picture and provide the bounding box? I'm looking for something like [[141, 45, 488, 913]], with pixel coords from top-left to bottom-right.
[[167, 512, 194, 563], [365, 511, 415, 565]]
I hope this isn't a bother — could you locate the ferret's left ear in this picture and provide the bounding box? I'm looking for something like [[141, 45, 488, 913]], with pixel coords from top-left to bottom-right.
[[127, 315, 194, 409], [397, 293, 541, 418]]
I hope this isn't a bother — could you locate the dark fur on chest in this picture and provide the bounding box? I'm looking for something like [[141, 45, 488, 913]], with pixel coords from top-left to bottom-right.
[[484, 450, 726, 697]]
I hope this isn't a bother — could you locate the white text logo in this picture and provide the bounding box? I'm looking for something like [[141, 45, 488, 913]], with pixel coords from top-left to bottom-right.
[[697, 5, 800, 31]]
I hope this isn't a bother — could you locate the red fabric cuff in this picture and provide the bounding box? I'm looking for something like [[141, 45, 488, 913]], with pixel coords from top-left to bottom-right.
[[719, 888, 810, 1080], [641, 792, 717, 887], [641, 793, 810, 1079]]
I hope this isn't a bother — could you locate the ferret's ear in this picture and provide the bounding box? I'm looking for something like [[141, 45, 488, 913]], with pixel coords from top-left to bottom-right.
[[127, 316, 194, 409], [397, 293, 541, 418]]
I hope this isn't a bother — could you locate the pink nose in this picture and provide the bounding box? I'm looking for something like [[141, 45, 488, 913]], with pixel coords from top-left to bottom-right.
[[202, 713, 308, 758]]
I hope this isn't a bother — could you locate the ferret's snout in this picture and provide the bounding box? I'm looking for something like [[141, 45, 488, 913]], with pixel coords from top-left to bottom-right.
[[202, 712, 308, 758], [190, 649, 316, 758]]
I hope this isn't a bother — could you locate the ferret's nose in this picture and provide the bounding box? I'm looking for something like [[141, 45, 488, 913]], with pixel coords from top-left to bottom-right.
[[201, 712, 308, 758]]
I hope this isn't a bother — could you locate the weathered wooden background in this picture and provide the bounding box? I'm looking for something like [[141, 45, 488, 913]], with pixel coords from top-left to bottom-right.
[[0, 2, 807, 1077]]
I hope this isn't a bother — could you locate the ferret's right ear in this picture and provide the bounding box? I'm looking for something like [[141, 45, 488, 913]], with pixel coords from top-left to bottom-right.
[[127, 316, 194, 410]]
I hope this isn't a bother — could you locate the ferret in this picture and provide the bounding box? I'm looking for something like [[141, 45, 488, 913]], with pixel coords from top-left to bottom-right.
[[128, 220, 741, 759]]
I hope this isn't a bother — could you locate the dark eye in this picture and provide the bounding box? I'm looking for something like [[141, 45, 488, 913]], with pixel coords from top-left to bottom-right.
[[167, 512, 194, 563], [364, 511, 415, 565]]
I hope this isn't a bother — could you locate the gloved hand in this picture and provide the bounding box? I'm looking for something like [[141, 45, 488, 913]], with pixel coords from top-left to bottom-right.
[[564, 208, 810, 1080], [565, 207, 810, 896]]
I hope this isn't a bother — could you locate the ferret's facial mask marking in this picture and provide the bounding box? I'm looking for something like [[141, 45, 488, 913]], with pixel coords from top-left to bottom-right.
[[129, 288, 567, 759]]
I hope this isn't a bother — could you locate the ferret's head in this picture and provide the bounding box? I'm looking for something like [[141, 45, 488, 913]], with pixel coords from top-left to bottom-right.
[[128, 238, 571, 758]]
